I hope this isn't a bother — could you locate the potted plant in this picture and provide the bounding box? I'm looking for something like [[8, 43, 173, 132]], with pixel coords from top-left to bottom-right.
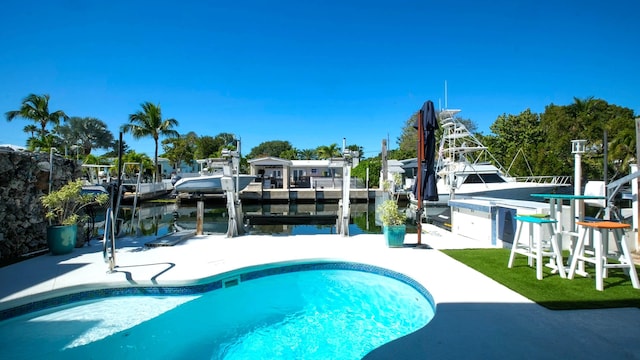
[[41, 179, 109, 254], [378, 199, 407, 247]]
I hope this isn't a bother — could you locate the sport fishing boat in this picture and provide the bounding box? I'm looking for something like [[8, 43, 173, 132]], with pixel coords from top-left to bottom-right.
[[410, 108, 571, 205]]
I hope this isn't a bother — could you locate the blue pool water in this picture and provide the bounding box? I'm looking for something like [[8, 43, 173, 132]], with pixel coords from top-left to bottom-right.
[[0, 263, 435, 359]]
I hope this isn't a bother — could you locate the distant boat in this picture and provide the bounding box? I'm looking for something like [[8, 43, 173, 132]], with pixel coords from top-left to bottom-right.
[[408, 108, 572, 205], [81, 185, 110, 196], [173, 174, 255, 194]]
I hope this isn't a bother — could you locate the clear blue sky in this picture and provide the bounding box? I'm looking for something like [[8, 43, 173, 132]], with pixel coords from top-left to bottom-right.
[[1, 0, 638, 159]]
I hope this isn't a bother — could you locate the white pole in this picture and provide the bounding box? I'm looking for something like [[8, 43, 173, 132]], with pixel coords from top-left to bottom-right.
[[366, 167, 369, 190], [574, 152, 582, 196], [572, 139, 587, 221], [631, 164, 639, 251]]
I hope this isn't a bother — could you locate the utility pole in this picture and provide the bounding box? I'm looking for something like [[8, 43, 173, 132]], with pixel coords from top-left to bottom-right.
[[381, 139, 387, 188]]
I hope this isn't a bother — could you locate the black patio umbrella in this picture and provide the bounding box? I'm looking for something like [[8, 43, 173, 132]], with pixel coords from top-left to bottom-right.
[[413, 100, 439, 244]]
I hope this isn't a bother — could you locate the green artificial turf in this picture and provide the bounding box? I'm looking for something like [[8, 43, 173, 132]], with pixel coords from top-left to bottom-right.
[[441, 248, 640, 310]]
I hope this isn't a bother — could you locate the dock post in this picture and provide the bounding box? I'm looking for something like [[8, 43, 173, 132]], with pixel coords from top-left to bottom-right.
[[220, 147, 244, 237], [222, 175, 244, 237], [338, 148, 357, 236], [196, 200, 204, 235]]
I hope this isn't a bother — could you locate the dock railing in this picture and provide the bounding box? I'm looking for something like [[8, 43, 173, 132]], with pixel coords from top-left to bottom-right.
[[102, 208, 117, 273]]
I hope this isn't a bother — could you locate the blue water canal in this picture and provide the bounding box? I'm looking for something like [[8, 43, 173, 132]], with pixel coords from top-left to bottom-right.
[[112, 201, 436, 238]]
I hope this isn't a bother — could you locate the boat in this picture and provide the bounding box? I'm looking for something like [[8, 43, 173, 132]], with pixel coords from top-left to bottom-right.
[[173, 173, 256, 193], [409, 108, 571, 205], [80, 184, 110, 196], [173, 156, 256, 194]]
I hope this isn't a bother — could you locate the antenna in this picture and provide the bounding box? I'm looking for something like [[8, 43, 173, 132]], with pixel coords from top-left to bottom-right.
[[444, 80, 448, 109]]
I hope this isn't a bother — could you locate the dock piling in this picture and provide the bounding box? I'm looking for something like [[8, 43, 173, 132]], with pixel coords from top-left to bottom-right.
[[196, 200, 204, 235]]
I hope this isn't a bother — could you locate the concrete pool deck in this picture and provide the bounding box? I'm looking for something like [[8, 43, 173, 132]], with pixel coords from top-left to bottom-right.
[[1, 224, 639, 359]]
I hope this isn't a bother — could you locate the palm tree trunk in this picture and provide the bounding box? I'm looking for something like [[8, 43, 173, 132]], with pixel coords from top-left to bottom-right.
[[154, 140, 159, 182]]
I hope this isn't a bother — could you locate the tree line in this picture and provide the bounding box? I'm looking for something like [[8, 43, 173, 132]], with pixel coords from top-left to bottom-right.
[[5, 94, 365, 181], [393, 97, 638, 184], [6, 94, 638, 187]]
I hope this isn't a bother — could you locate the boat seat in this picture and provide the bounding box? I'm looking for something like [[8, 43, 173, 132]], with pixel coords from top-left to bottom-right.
[[582, 181, 624, 221], [584, 181, 606, 208]]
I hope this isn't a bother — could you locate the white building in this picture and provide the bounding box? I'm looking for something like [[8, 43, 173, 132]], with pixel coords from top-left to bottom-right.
[[248, 157, 361, 189]]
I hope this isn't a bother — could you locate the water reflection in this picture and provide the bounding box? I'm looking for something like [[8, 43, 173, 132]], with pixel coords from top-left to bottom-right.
[[118, 203, 177, 238], [115, 201, 390, 237]]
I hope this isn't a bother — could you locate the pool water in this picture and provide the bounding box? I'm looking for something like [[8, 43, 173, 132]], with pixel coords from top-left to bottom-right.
[[0, 268, 434, 359]]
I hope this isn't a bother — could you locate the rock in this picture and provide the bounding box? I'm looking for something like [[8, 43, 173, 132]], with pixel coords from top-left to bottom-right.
[[37, 161, 51, 172], [0, 150, 79, 261]]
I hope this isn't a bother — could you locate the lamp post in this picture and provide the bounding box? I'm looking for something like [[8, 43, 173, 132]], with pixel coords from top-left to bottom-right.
[[571, 140, 587, 196], [572, 139, 587, 220]]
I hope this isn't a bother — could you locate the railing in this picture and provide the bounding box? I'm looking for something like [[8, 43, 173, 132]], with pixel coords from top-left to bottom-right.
[[514, 176, 573, 185], [102, 208, 117, 273]]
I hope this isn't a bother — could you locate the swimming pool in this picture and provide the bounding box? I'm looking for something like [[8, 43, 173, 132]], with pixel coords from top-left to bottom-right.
[[0, 262, 435, 359]]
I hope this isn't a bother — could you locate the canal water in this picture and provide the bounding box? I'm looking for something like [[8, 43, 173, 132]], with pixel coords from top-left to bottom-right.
[[112, 201, 431, 238]]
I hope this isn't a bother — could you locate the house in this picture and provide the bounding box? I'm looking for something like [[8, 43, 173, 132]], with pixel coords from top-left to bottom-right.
[[400, 158, 419, 189], [172, 159, 200, 176], [157, 157, 173, 179], [247, 157, 293, 189], [247, 156, 359, 190], [380, 159, 407, 191]]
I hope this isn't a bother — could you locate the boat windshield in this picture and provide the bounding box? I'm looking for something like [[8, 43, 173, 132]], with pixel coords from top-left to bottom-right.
[[463, 173, 506, 184]]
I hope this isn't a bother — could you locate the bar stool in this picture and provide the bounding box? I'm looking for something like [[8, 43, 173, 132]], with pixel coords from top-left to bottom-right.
[[568, 221, 639, 291], [508, 215, 566, 280]]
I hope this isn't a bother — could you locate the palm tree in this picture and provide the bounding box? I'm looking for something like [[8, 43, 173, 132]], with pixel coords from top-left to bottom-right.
[[116, 151, 154, 179], [57, 117, 114, 157], [26, 133, 58, 152], [5, 94, 69, 140], [609, 127, 636, 178], [121, 102, 179, 182], [298, 148, 318, 160], [568, 96, 596, 135], [316, 143, 341, 159], [23, 124, 38, 137]]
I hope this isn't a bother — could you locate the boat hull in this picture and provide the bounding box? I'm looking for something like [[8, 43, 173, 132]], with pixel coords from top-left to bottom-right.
[[174, 174, 255, 193], [417, 182, 571, 205]]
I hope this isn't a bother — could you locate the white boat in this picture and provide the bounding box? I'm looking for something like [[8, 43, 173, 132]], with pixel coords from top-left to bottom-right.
[[81, 184, 110, 196], [410, 108, 571, 205], [173, 173, 255, 193]]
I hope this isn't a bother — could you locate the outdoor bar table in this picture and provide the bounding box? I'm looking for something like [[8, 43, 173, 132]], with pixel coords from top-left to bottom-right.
[[530, 193, 606, 270]]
